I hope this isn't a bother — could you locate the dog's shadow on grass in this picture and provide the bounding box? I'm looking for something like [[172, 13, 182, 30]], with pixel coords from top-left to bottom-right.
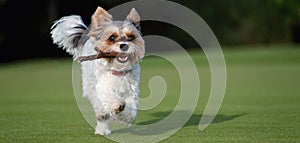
[[112, 111, 245, 136]]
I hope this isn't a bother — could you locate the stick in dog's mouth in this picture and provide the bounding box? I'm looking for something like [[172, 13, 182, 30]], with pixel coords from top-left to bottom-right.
[[76, 51, 119, 63]]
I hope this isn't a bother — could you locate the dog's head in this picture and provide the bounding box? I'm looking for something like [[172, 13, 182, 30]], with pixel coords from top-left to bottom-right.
[[88, 7, 145, 71]]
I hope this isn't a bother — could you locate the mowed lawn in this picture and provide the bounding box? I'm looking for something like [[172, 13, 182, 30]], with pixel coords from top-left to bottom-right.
[[0, 45, 299, 142]]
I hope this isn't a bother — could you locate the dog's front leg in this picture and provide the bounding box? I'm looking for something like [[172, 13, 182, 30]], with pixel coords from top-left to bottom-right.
[[94, 93, 125, 135], [95, 117, 111, 135], [89, 97, 111, 135]]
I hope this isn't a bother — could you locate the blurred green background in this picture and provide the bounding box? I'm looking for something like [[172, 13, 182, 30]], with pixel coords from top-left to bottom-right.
[[0, 47, 299, 142]]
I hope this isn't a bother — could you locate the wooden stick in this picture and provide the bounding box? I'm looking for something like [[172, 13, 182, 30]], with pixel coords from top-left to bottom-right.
[[76, 51, 119, 63]]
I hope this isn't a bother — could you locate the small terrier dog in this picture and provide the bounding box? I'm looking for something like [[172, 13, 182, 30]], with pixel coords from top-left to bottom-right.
[[50, 7, 145, 135]]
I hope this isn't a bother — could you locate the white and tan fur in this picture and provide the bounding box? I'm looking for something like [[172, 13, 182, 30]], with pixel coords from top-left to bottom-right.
[[50, 7, 145, 135]]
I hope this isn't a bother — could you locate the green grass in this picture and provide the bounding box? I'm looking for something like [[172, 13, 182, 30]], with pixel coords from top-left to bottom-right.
[[0, 45, 300, 142]]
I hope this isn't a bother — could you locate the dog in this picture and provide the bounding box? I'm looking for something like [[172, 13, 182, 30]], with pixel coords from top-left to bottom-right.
[[50, 7, 145, 135]]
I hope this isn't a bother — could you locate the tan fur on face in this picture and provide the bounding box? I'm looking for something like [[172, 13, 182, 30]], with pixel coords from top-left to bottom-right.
[[88, 7, 145, 67]]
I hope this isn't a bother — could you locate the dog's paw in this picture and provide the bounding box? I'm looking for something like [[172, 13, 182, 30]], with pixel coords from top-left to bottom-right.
[[112, 106, 137, 125], [95, 121, 111, 135], [95, 128, 111, 135], [114, 102, 125, 114]]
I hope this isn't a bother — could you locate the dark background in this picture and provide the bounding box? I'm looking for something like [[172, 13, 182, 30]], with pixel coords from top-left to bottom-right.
[[0, 0, 299, 63]]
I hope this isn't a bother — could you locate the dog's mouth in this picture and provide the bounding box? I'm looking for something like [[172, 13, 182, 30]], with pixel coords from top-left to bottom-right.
[[117, 55, 129, 63], [75, 51, 132, 64]]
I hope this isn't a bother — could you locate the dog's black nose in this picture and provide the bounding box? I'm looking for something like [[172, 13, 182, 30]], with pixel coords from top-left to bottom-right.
[[120, 44, 129, 51]]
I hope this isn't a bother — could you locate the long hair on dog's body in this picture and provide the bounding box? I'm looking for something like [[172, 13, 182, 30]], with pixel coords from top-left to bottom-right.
[[51, 7, 145, 135]]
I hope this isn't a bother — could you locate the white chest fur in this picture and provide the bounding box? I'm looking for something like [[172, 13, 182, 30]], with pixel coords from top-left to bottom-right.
[[94, 60, 141, 99]]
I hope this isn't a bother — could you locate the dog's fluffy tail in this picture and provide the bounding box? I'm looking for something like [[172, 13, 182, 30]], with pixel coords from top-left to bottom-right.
[[50, 16, 88, 56]]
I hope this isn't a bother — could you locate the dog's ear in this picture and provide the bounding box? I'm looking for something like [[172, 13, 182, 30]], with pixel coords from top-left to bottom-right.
[[91, 7, 113, 28], [126, 8, 141, 31]]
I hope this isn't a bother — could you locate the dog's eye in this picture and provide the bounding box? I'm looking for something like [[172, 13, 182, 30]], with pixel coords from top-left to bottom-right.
[[108, 35, 116, 42], [127, 35, 135, 41]]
